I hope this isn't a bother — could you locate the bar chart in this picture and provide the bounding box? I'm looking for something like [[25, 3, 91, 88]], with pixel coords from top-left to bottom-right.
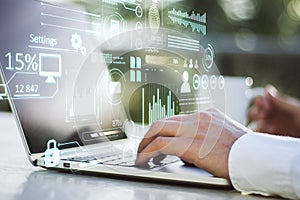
[[142, 87, 175, 126]]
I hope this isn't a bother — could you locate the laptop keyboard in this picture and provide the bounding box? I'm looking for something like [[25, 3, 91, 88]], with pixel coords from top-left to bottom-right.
[[62, 149, 179, 169]]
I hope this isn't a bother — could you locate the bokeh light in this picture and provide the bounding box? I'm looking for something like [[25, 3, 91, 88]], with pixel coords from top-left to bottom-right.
[[235, 28, 257, 51], [218, 0, 259, 22], [287, 0, 300, 21]]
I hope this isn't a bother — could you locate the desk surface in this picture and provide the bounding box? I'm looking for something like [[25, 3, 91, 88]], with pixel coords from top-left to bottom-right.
[[0, 111, 282, 200]]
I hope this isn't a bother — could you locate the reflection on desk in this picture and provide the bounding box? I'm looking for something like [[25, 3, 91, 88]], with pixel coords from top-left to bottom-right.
[[0, 112, 282, 200]]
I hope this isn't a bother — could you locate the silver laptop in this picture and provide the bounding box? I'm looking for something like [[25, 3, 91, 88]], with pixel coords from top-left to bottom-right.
[[0, 0, 229, 187]]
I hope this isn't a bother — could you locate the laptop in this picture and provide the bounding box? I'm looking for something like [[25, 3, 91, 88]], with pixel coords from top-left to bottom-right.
[[0, 0, 229, 187]]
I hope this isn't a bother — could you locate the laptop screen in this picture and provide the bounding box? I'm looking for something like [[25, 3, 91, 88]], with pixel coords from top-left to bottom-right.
[[0, 0, 224, 154]]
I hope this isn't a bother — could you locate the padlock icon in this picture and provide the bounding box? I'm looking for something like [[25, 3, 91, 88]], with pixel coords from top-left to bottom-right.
[[44, 139, 60, 167]]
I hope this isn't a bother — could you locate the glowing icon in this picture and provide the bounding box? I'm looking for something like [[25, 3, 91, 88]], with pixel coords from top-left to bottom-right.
[[180, 71, 191, 93], [189, 58, 193, 68], [202, 44, 215, 72], [192, 74, 200, 90], [218, 76, 225, 89], [135, 5, 143, 18], [201, 75, 209, 90], [103, 12, 126, 42], [136, 21, 143, 32], [39, 53, 62, 84], [130, 56, 142, 82], [70, 32, 82, 50], [135, 39, 143, 49], [0, 84, 7, 100], [172, 58, 179, 65], [110, 19, 120, 36], [210, 75, 217, 89], [44, 139, 60, 167], [148, 0, 160, 32], [194, 59, 199, 68], [183, 58, 188, 68], [80, 46, 87, 56]]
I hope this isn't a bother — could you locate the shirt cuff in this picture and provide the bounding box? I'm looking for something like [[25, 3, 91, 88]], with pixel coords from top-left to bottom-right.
[[228, 132, 300, 200]]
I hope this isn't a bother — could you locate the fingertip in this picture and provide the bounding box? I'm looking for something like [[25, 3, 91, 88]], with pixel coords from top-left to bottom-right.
[[135, 162, 150, 169], [247, 105, 267, 127], [135, 155, 150, 168], [134, 155, 143, 165], [265, 85, 278, 98]]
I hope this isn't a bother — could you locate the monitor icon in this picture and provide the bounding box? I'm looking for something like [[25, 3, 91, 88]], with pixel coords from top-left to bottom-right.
[[39, 53, 62, 84], [0, 84, 7, 100]]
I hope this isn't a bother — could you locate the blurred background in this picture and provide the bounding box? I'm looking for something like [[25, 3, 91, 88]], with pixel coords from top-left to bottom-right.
[[1, 0, 300, 111], [204, 0, 300, 96]]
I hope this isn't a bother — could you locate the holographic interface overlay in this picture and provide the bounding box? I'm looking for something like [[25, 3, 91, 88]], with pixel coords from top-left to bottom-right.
[[0, 0, 225, 171], [72, 28, 225, 172]]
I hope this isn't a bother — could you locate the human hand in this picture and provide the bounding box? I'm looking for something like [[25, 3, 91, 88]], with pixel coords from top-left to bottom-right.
[[247, 85, 300, 138], [135, 108, 249, 179]]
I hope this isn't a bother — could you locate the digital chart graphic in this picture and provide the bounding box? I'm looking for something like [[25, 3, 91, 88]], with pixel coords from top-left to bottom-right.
[[168, 8, 207, 35]]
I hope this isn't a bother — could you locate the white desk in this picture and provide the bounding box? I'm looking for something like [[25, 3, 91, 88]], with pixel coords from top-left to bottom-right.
[[0, 111, 282, 200]]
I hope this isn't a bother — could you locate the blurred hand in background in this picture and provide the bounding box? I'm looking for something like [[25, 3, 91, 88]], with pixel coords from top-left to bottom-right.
[[247, 85, 300, 138]]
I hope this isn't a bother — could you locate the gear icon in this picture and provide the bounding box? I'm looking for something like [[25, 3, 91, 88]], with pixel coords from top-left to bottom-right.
[[70, 33, 82, 50]]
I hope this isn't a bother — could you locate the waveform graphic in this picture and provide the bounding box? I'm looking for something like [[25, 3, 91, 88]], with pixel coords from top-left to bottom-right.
[[168, 8, 206, 35]]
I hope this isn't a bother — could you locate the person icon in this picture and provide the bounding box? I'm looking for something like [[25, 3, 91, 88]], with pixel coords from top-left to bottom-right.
[[183, 58, 188, 68], [194, 59, 199, 68], [180, 71, 191, 93], [189, 58, 194, 68]]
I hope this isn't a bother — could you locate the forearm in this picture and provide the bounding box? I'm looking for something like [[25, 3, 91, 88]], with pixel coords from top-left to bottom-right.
[[228, 133, 300, 199]]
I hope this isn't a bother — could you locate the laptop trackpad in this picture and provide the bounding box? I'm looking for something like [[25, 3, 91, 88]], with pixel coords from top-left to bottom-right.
[[159, 161, 213, 177]]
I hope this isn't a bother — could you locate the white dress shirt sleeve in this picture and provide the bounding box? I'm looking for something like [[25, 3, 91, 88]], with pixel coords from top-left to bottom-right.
[[228, 132, 300, 200]]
